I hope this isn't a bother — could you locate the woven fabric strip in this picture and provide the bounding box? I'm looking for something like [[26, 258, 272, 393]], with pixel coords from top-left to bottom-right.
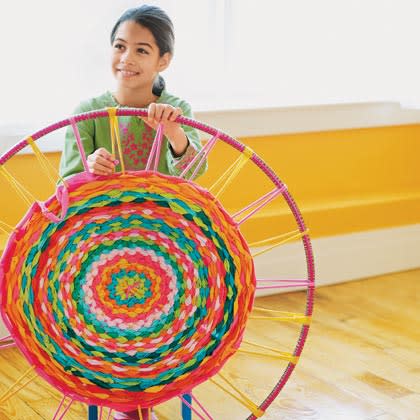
[[0, 171, 255, 410]]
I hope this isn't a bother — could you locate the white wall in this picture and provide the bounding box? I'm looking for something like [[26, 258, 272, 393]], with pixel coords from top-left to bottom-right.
[[1, 0, 420, 128]]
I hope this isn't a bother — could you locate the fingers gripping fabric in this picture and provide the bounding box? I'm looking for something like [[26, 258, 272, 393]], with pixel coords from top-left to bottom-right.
[[0, 171, 256, 410]]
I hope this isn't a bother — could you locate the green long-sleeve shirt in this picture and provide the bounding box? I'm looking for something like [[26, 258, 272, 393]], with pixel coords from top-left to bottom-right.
[[59, 90, 205, 180]]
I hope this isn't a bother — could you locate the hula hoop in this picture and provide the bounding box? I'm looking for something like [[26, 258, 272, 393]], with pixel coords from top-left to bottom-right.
[[0, 108, 315, 419]]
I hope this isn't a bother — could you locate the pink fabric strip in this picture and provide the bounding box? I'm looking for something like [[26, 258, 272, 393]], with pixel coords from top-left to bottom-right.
[[188, 135, 217, 180], [236, 187, 285, 226], [52, 396, 67, 420], [191, 393, 214, 420], [179, 395, 209, 420], [153, 124, 164, 171], [145, 133, 158, 170], [69, 117, 89, 173], [106, 408, 113, 420], [36, 184, 69, 223], [57, 399, 73, 420], [232, 186, 286, 219], [180, 133, 219, 178], [0, 335, 12, 342], [0, 343, 15, 350], [145, 124, 163, 171], [257, 279, 310, 283], [187, 134, 219, 180]]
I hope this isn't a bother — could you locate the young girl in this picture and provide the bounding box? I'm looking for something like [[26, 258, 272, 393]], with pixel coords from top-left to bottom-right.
[[60, 4, 204, 181], [59, 5, 206, 420]]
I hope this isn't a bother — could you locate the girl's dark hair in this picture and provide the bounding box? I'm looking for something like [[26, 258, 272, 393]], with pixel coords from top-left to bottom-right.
[[111, 5, 174, 96]]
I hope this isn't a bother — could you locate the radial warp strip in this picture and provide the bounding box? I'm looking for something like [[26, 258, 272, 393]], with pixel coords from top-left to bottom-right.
[[0, 171, 256, 410]]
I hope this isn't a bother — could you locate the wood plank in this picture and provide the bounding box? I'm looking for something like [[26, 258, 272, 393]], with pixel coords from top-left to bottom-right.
[[0, 269, 418, 419], [355, 372, 414, 399]]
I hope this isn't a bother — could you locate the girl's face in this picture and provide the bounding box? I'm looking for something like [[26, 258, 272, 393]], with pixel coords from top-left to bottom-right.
[[111, 20, 170, 91]]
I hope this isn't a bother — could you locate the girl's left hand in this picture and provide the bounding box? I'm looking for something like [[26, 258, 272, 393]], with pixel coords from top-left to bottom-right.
[[141, 103, 183, 137], [140, 103, 189, 156]]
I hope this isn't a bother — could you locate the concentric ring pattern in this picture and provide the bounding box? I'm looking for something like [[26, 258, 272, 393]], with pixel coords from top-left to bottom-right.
[[0, 171, 256, 409]]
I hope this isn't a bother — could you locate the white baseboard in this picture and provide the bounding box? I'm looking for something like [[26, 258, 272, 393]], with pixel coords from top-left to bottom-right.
[[253, 223, 420, 296], [1, 225, 419, 335]]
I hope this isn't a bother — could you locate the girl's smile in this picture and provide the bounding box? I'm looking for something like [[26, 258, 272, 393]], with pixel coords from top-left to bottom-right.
[[117, 69, 140, 79]]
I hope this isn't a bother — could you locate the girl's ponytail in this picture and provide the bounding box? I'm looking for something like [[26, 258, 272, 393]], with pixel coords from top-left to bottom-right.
[[152, 75, 166, 96]]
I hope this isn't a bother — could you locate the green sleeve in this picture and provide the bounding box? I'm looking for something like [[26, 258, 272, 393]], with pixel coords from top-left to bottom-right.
[[165, 101, 208, 180], [59, 103, 95, 180]]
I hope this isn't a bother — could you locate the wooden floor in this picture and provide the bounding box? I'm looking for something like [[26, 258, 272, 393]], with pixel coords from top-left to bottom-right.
[[0, 269, 418, 420]]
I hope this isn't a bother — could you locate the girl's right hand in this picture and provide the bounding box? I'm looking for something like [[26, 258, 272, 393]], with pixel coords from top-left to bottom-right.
[[87, 148, 117, 175]]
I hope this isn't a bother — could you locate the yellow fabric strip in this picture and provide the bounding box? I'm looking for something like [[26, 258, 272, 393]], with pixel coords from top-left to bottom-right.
[[27, 137, 55, 185], [252, 228, 309, 258], [1, 166, 37, 202], [237, 349, 299, 364], [0, 375, 37, 404], [209, 378, 264, 417], [250, 312, 311, 325], [218, 372, 256, 406], [209, 147, 253, 198], [112, 117, 125, 174], [241, 340, 299, 364], [107, 108, 117, 159], [242, 146, 254, 159], [107, 108, 125, 174], [26, 137, 68, 187], [209, 157, 239, 191], [0, 220, 14, 235], [0, 366, 36, 404], [136, 407, 151, 420], [210, 373, 264, 417], [252, 307, 312, 324], [209, 156, 243, 196], [254, 307, 300, 314], [110, 122, 116, 158], [249, 229, 301, 247], [0, 166, 36, 206]]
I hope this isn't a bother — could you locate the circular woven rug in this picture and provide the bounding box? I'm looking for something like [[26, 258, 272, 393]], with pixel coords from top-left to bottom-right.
[[0, 171, 255, 410]]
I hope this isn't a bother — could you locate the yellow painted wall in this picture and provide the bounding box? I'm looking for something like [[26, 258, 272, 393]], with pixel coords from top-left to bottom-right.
[[0, 123, 419, 249], [228, 124, 420, 239]]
